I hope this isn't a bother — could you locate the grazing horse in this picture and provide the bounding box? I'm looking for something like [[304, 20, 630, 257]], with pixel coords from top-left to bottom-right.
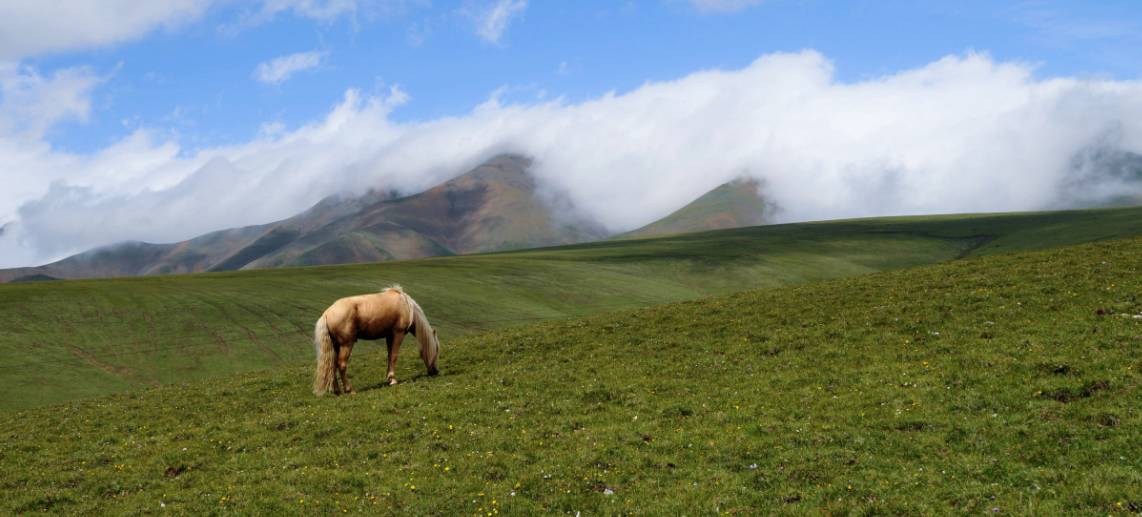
[[313, 285, 440, 396]]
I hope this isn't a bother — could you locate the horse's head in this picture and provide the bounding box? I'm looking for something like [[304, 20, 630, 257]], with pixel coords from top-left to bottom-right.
[[426, 328, 440, 376]]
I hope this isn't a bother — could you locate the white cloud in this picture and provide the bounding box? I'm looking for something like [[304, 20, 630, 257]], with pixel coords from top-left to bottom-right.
[[228, 0, 359, 30], [259, 121, 287, 137], [0, 1, 410, 59], [0, 0, 212, 59], [259, 0, 361, 20], [254, 51, 327, 84], [472, 0, 528, 44], [0, 63, 103, 139], [690, 0, 762, 14], [227, 0, 429, 32], [3, 51, 1142, 268]]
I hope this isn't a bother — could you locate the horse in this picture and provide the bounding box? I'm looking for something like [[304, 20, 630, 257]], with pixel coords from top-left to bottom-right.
[[313, 285, 440, 396]]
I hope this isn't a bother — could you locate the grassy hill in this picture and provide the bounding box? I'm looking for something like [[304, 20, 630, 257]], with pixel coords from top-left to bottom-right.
[[0, 205, 1139, 411], [0, 235, 1138, 514], [622, 177, 772, 238]]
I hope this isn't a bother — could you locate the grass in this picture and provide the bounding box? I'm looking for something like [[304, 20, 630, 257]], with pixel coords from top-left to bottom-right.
[[0, 235, 1138, 514], [1, 205, 1140, 410]]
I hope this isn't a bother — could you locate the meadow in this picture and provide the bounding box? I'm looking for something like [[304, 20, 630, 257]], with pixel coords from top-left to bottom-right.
[[0, 234, 1138, 514], [1, 205, 1139, 410]]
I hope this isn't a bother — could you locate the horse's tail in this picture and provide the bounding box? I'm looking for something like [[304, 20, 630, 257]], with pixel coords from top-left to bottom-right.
[[313, 315, 336, 396]]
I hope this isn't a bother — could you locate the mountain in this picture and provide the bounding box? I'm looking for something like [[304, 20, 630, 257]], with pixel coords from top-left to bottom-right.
[[0, 155, 607, 282], [622, 177, 772, 239], [0, 160, 781, 283], [10, 145, 1140, 283], [242, 154, 605, 268]]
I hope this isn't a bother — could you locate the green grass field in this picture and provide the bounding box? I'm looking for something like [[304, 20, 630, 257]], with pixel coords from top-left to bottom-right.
[[0, 234, 1138, 514], [1, 205, 1140, 411]]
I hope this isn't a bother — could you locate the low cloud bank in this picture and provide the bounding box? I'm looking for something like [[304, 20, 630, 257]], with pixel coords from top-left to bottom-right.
[[2, 50, 1142, 268]]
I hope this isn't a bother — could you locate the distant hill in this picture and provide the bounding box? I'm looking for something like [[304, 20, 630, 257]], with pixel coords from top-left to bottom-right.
[[622, 177, 772, 239], [0, 155, 607, 282], [7, 273, 58, 283]]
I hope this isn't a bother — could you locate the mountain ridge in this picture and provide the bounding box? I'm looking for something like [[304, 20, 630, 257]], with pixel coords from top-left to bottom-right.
[[5, 145, 1142, 283], [0, 155, 786, 282], [0, 155, 607, 282]]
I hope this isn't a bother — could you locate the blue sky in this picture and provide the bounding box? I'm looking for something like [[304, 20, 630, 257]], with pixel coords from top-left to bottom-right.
[[19, 0, 1142, 153], [2, 0, 1142, 267]]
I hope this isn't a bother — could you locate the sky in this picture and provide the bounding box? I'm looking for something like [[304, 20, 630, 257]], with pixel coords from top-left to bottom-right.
[[1, 0, 1141, 268]]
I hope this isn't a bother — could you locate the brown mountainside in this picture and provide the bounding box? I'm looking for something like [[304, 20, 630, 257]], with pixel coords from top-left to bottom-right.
[[0, 156, 788, 283], [0, 155, 606, 282]]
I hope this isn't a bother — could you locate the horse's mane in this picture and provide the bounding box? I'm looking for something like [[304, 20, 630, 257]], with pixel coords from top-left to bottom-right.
[[405, 295, 431, 337], [384, 284, 440, 363]]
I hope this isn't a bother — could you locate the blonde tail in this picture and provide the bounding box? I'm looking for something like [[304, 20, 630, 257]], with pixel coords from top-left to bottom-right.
[[313, 316, 336, 396]]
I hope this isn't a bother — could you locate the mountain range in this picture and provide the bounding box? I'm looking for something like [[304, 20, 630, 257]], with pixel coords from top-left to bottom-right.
[[0, 155, 772, 282]]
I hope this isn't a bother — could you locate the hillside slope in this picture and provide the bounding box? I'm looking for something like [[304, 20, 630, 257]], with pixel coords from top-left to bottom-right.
[[1, 236, 1138, 514], [623, 177, 772, 238], [0, 205, 1140, 410]]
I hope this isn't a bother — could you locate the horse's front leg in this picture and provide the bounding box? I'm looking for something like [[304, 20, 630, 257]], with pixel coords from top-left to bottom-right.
[[387, 331, 406, 386], [337, 341, 356, 394]]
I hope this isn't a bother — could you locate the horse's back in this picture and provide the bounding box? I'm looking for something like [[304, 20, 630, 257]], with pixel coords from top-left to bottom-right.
[[323, 291, 406, 342]]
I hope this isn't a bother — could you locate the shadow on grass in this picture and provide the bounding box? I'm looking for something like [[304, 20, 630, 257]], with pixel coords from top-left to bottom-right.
[[353, 370, 448, 393]]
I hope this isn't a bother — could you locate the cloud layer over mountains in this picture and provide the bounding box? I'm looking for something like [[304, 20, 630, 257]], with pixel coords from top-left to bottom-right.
[[3, 50, 1142, 268]]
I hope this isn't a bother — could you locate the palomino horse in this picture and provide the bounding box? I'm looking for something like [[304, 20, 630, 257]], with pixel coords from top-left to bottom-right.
[[313, 285, 440, 395]]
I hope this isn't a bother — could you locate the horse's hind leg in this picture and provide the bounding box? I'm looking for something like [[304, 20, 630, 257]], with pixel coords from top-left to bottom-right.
[[386, 331, 406, 386], [330, 343, 343, 395], [337, 340, 356, 394]]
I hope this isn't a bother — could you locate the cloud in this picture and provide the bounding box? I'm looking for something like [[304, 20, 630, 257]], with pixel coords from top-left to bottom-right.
[[0, 63, 103, 139], [1011, 3, 1141, 44], [690, 0, 762, 14], [3, 51, 1142, 268], [0, 1, 412, 59], [471, 0, 528, 44], [226, 0, 430, 33], [0, 0, 212, 59], [259, 0, 362, 20], [0, 63, 107, 252], [226, 0, 359, 31], [254, 51, 327, 84]]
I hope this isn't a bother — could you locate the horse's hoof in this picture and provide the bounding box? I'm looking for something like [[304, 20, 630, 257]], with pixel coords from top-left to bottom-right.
[[388, 379, 399, 386]]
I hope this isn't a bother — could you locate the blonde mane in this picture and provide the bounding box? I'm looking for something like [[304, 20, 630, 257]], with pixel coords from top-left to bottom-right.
[[384, 284, 439, 364], [406, 294, 439, 359]]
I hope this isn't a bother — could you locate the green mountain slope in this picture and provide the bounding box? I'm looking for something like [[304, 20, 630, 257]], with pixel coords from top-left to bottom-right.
[[0, 205, 1140, 410], [1, 236, 1138, 514], [623, 177, 772, 238]]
